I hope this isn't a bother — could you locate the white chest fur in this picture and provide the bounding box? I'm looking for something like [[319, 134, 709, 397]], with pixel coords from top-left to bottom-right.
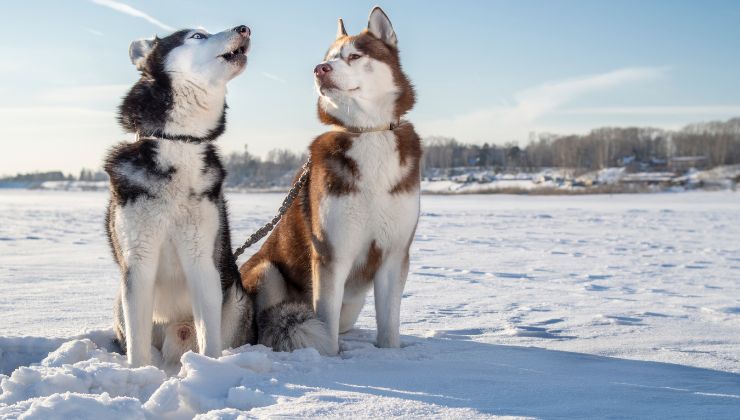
[[112, 140, 222, 266], [346, 131, 413, 192], [319, 130, 420, 257], [155, 140, 219, 199]]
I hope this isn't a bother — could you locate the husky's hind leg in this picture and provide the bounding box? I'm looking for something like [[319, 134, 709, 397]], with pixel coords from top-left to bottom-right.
[[221, 282, 255, 350]]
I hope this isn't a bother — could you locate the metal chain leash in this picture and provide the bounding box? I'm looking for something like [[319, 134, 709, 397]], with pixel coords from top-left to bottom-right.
[[233, 156, 311, 258]]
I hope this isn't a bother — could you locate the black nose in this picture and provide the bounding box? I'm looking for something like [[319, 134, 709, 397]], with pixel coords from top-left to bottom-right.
[[234, 25, 250, 37]]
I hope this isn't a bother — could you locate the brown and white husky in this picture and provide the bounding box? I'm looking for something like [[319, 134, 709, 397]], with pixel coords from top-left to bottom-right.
[[239, 7, 420, 355]]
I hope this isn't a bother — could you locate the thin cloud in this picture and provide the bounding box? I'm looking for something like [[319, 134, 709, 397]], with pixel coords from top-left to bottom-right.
[[84, 27, 105, 37], [510, 67, 668, 122], [418, 66, 669, 142], [89, 0, 175, 32], [262, 72, 287, 84]]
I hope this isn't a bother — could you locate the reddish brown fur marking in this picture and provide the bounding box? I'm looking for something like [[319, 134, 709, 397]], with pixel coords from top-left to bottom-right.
[[390, 122, 422, 194], [239, 260, 270, 295], [311, 232, 333, 267], [239, 176, 314, 297], [359, 240, 383, 282], [309, 131, 360, 196]]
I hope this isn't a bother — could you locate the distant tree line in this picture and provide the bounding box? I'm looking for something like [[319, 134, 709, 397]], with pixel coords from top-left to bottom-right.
[[223, 146, 308, 188], [3, 118, 739, 188], [423, 118, 740, 173], [0, 171, 71, 183], [0, 169, 108, 187]]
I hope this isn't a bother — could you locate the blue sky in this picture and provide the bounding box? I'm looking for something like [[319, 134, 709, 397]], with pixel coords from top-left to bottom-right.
[[1, 0, 739, 174]]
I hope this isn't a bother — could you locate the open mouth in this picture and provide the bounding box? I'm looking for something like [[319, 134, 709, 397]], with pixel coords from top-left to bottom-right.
[[219, 38, 250, 63], [220, 45, 247, 62]]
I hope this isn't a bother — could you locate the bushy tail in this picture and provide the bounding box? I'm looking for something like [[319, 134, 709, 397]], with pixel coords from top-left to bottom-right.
[[257, 301, 333, 355]]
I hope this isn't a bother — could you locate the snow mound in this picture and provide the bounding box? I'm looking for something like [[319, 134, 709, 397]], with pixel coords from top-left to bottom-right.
[[3, 392, 147, 420], [144, 350, 277, 417], [2, 332, 740, 419], [0, 339, 165, 406]]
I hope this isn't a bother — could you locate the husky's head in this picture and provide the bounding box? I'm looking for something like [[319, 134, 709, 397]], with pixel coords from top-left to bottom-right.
[[119, 25, 251, 141], [314, 7, 415, 130]]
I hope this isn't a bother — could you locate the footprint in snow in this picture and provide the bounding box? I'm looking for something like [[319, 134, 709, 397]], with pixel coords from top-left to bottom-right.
[[419, 265, 526, 280], [432, 328, 488, 339], [509, 325, 576, 340], [532, 318, 564, 325], [596, 315, 645, 326]]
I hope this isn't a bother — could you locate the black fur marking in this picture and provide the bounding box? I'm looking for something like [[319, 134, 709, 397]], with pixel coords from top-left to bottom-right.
[[104, 139, 175, 206], [117, 30, 227, 143], [203, 148, 243, 294], [105, 200, 122, 268], [202, 144, 227, 201], [214, 199, 241, 292]]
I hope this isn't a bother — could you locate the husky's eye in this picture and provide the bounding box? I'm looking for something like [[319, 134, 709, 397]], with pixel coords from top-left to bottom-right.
[[348, 53, 362, 61], [190, 33, 207, 39]]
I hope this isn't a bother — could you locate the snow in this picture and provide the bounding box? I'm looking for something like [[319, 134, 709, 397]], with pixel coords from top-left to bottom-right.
[[420, 165, 740, 194], [1, 190, 739, 418], [37, 181, 108, 192], [12, 164, 739, 195]]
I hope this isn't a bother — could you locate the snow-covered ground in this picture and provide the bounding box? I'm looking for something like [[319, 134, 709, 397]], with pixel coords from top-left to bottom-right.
[[1, 190, 739, 418], [421, 164, 740, 194]]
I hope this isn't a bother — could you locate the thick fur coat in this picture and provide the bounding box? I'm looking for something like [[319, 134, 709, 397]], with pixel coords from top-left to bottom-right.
[[239, 8, 421, 355], [106, 25, 254, 367]]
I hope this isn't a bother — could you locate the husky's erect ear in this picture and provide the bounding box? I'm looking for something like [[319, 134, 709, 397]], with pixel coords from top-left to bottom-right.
[[129, 37, 156, 71], [336, 18, 348, 39], [367, 7, 397, 47]]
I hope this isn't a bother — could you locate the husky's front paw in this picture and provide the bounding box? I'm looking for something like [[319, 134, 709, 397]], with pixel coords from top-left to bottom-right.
[[376, 332, 400, 349]]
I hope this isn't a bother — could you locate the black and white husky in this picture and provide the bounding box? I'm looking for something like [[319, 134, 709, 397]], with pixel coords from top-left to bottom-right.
[[105, 25, 254, 367]]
